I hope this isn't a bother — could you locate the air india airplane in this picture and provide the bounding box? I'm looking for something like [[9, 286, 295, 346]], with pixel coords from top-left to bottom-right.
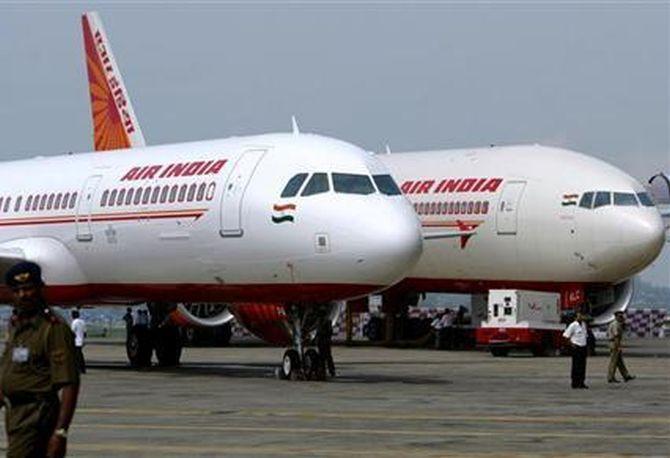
[[0, 13, 426, 381], [80, 12, 665, 376]]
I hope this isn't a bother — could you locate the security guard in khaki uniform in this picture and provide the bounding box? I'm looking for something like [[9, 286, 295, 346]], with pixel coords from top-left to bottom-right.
[[607, 311, 635, 383], [0, 261, 80, 457]]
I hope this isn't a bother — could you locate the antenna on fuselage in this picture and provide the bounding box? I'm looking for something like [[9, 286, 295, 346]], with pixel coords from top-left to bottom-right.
[[291, 116, 300, 135]]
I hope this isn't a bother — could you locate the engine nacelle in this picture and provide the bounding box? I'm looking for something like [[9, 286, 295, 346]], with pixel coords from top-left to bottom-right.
[[585, 279, 634, 326], [169, 303, 234, 327]]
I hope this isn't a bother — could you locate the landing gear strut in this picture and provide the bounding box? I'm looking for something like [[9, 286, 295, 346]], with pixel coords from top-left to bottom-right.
[[278, 304, 333, 381]]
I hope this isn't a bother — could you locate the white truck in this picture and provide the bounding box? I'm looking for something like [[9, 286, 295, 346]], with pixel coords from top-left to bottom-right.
[[476, 289, 565, 356]]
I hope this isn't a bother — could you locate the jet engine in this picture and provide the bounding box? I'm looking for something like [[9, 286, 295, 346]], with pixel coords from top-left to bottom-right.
[[585, 279, 635, 326], [169, 303, 235, 327]]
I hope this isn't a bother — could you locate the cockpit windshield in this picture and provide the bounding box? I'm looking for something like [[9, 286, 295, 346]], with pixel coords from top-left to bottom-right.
[[613, 192, 638, 207], [637, 192, 655, 207], [333, 173, 375, 195], [593, 191, 611, 208], [373, 175, 402, 196], [281, 173, 308, 198], [301, 173, 329, 196]]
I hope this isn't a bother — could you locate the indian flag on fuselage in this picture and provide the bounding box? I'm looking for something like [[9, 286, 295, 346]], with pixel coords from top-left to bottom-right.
[[272, 203, 296, 224], [562, 194, 579, 206]]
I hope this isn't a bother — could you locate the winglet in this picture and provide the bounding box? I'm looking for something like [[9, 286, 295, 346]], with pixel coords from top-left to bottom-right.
[[82, 12, 146, 151], [291, 116, 300, 135]]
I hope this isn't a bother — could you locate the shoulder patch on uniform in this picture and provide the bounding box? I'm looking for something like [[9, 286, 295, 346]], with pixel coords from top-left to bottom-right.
[[51, 350, 66, 364]]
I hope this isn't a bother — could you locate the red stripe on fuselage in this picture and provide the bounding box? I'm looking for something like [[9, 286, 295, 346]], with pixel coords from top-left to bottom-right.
[[0, 283, 381, 305]]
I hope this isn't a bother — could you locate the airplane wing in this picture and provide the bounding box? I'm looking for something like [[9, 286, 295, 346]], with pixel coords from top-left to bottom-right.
[[82, 12, 146, 151]]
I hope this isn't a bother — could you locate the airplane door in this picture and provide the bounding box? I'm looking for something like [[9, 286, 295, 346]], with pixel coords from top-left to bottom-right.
[[496, 181, 526, 235], [220, 149, 267, 237], [76, 175, 103, 242]]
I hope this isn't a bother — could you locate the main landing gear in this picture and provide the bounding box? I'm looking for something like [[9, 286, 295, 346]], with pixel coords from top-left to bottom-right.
[[126, 302, 183, 368], [278, 304, 333, 381]]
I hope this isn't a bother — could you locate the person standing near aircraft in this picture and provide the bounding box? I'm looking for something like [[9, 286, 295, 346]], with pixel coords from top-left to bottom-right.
[[607, 311, 635, 383], [70, 310, 87, 374], [316, 314, 336, 378], [563, 312, 589, 389], [122, 307, 133, 340], [0, 261, 80, 458]]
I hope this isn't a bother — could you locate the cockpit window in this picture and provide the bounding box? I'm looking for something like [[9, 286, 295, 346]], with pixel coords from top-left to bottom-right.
[[637, 192, 655, 207], [593, 191, 611, 208], [333, 173, 375, 195], [301, 173, 330, 196], [579, 192, 594, 209], [613, 192, 638, 207], [373, 175, 402, 196], [281, 173, 308, 198]]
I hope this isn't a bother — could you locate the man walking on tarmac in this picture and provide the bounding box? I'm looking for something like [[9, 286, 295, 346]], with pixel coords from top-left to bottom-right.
[[70, 309, 87, 374], [0, 261, 80, 457], [563, 312, 589, 389], [607, 311, 636, 383]]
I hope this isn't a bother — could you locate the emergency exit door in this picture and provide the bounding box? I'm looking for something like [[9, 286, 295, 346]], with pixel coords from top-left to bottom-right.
[[496, 181, 526, 235], [76, 175, 103, 241], [220, 149, 267, 237]]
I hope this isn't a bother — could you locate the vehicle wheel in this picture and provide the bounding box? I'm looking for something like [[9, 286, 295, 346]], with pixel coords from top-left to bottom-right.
[[490, 347, 509, 357], [127, 325, 152, 367], [302, 349, 323, 381], [282, 349, 301, 380], [154, 326, 183, 367]]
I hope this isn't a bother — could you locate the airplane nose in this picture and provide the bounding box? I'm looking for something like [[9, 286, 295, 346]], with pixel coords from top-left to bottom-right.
[[619, 211, 665, 270], [347, 199, 423, 286]]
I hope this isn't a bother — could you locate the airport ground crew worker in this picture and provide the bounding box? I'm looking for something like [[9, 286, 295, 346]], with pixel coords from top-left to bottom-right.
[[70, 310, 87, 374], [607, 311, 636, 383], [122, 307, 133, 341], [316, 316, 336, 378], [563, 312, 589, 389], [0, 261, 80, 458]]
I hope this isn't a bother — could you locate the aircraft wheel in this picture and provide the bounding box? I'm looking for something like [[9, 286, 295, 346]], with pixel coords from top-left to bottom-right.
[[127, 325, 152, 368], [154, 326, 183, 367], [281, 349, 301, 380]]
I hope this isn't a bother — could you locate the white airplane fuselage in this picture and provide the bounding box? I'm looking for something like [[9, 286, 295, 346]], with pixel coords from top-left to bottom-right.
[[380, 145, 665, 295], [0, 133, 423, 304]]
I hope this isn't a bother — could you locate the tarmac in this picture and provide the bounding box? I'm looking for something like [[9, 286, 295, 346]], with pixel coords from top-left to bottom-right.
[[1, 339, 668, 457]]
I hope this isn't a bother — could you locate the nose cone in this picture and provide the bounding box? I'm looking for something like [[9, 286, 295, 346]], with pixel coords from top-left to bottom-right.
[[345, 198, 423, 288], [620, 210, 666, 271]]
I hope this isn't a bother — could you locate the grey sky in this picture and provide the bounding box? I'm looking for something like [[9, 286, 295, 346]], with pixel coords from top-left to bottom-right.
[[0, 2, 668, 286]]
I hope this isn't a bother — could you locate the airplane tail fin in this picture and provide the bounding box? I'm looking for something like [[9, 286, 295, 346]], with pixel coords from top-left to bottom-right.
[[82, 12, 146, 151]]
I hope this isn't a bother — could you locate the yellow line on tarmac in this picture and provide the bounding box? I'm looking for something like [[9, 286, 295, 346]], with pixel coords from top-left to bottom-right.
[[75, 422, 670, 440], [77, 408, 670, 425]]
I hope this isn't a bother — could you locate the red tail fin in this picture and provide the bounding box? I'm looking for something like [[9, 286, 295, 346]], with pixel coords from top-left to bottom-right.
[[82, 12, 145, 151]]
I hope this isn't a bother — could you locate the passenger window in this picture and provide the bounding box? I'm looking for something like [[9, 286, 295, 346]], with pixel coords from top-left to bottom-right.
[[301, 173, 329, 197], [613, 192, 638, 207], [3, 197, 10, 213], [206, 182, 216, 201], [108, 190, 117, 207], [31, 195, 39, 211], [373, 175, 402, 196], [332, 173, 375, 195], [100, 190, 109, 207], [39, 195, 47, 211], [187, 184, 197, 202], [69, 193, 78, 209], [160, 186, 169, 203], [178, 185, 187, 202], [142, 187, 152, 205], [196, 183, 206, 201], [63, 193, 70, 210], [151, 187, 160, 204], [169, 185, 178, 203], [134, 187, 143, 205], [637, 192, 655, 207], [14, 196, 22, 212], [25, 195, 32, 211], [579, 192, 594, 209], [0, 198, 4, 211], [47, 194, 55, 210], [125, 188, 134, 206], [281, 173, 309, 198], [55, 193, 62, 210], [117, 189, 126, 206], [593, 191, 611, 208]]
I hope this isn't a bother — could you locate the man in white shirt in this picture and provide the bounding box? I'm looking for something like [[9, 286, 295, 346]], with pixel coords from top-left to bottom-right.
[[563, 312, 589, 389], [70, 309, 87, 374]]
